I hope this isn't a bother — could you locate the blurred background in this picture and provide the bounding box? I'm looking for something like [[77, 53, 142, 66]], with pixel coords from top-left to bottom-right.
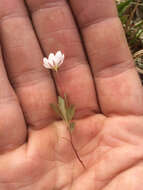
[[116, 0, 143, 82]]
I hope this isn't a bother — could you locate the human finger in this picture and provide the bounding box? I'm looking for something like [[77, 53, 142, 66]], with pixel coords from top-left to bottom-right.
[[0, 47, 26, 153], [0, 0, 57, 129], [69, 0, 143, 115], [25, 0, 99, 118]]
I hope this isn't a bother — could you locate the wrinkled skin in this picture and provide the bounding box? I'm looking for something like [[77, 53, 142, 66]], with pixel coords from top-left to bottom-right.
[[0, 0, 143, 190]]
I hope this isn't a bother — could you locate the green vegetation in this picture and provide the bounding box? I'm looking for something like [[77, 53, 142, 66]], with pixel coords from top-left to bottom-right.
[[116, 0, 143, 81]]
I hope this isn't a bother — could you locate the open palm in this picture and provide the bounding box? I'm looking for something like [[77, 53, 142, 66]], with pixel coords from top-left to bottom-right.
[[0, 0, 143, 189]]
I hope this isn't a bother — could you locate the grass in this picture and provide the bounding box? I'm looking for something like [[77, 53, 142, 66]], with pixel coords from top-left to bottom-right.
[[116, 0, 143, 82]]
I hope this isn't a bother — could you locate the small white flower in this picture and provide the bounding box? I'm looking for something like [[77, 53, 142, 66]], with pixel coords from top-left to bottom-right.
[[43, 51, 64, 72]]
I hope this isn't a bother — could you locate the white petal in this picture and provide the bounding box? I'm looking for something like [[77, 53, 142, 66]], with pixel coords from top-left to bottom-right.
[[43, 62, 53, 68], [54, 52, 61, 64], [58, 54, 64, 64], [43, 63, 52, 69], [43, 57, 49, 65], [49, 53, 56, 62], [62, 54, 64, 61], [54, 58, 60, 65], [43, 57, 53, 69], [44, 62, 52, 69], [55, 51, 62, 58], [56, 52, 64, 64], [43, 52, 64, 70], [57, 58, 64, 66], [58, 60, 64, 66], [49, 59, 55, 66]]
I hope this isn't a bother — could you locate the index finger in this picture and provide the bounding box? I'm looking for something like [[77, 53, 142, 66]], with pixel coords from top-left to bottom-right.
[[69, 0, 143, 116]]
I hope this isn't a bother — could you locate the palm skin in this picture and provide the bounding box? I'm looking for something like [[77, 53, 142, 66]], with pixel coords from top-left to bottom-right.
[[0, 0, 143, 190], [1, 114, 143, 190], [0, 115, 143, 190]]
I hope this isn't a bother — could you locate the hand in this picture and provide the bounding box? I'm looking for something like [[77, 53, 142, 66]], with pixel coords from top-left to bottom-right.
[[0, 0, 143, 189]]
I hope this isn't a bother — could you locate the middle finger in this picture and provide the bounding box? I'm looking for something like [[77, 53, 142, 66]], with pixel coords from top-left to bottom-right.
[[25, 0, 99, 118]]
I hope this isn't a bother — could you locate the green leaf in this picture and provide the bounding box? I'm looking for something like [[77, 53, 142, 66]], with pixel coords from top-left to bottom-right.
[[58, 96, 68, 122], [70, 122, 75, 131], [50, 104, 63, 119], [134, 20, 143, 28], [51, 95, 76, 126], [136, 29, 143, 38], [120, 15, 128, 25], [67, 105, 75, 121], [117, 0, 133, 17]]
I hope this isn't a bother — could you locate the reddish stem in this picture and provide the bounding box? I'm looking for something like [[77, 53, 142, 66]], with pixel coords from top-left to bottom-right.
[[68, 129, 86, 170]]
